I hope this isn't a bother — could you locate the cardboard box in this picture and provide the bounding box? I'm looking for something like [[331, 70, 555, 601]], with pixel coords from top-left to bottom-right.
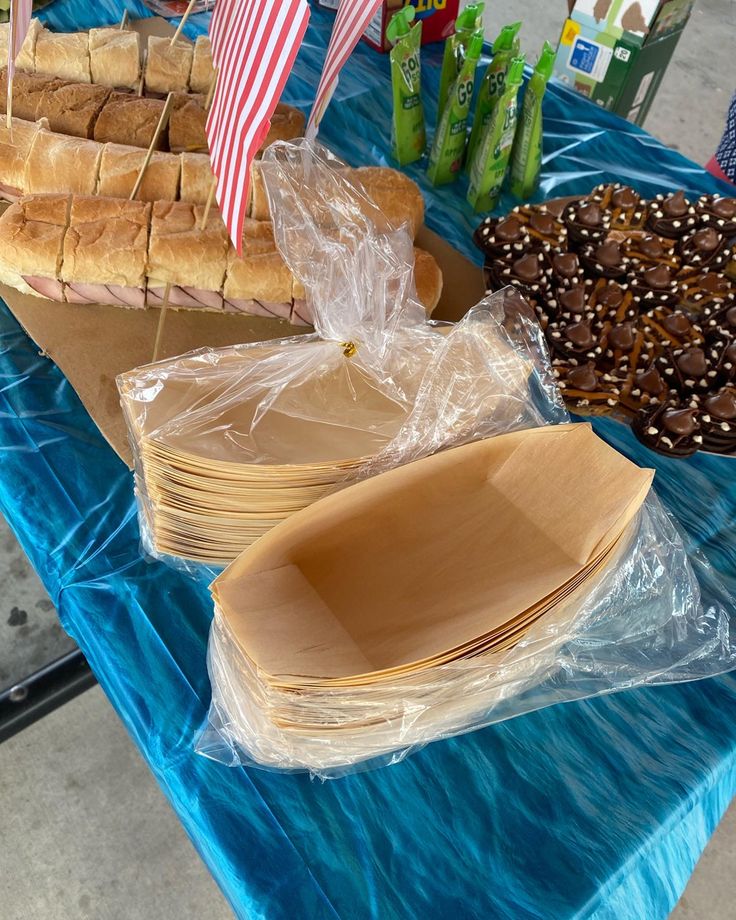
[[554, 0, 695, 126], [362, 0, 460, 53]]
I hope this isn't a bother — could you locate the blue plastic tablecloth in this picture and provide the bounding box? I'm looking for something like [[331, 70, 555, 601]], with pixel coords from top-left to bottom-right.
[[1, 2, 733, 918]]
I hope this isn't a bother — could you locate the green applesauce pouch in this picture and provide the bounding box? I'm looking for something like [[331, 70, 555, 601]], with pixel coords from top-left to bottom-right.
[[465, 20, 521, 172], [467, 54, 525, 212], [509, 41, 555, 200], [387, 6, 425, 166], [437, 3, 484, 121], [427, 29, 484, 186]]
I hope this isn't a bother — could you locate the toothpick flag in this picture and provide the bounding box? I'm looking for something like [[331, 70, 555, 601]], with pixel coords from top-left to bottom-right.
[[6, 0, 33, 131], [206, 0, 310, 252], [306, 0, 383, 139], [6, 0, 32, 82]]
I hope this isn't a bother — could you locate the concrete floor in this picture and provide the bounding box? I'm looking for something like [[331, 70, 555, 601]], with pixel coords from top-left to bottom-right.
[[1, 2, 736, 918], [1, 686, 233, 920], [0, 517, 75, 689]]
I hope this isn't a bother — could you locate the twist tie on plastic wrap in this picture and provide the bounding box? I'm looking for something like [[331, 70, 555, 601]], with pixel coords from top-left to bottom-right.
[[341, 341, 358, 358]]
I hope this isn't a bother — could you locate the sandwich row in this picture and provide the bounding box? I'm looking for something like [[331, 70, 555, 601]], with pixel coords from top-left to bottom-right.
[[0, 67, 304, 154], [0, 19, 214, 94], [0, 121, 425, 236], [0, 194, 441, 324]]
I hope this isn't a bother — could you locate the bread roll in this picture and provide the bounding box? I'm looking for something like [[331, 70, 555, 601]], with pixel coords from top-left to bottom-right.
[[0, 19, 42, 72], [0, 68, 63, 121], [145, 35, 193, 95], [98, 144, 180, 203], [94, 92, 166, 150], [413, 248, 442, 313], [89, 28, 141, 90], [35, 29, 91, 83], [354, 167, 424, 239], [25, 130, 102, 195], [189, 35, 213, 94], [179, 152, 213, 204], [61, 197, 150, 287], [148, 201, 229, 297], [249, 161, 269, 221], [249, 163, 423, 238], [0, 119, 40, 199], [224, 220, 293, 309], [36, 81, 111, 139], [0, 193, 69, 296], [169, 93, 207, 153], [263, 104, 306, 148]]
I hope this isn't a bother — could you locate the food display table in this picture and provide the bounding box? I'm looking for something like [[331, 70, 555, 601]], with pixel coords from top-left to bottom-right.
[[2, 2, 734, 917]]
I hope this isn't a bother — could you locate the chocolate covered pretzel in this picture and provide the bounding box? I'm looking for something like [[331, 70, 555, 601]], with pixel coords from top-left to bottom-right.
[[473, 214, 532, 261], [563, 200, 611, 246], [580, 239, 631, 279], [677, 227, 731, 274], [696, 194, 736, 236], [488, 251, 552, 303], [553, 360, 621, 411], [633, 402, 702, 457], [647, 190, 698, 239], [627, 263, 679, 308], [697, 387, 736, 453], [511, 204, 568, 251], [591, 183, 647, 230], [622, 232, 679, 270]]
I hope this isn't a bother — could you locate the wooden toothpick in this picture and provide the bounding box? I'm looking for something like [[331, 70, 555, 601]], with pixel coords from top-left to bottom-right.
[[170, 0, 197, 47], [204, 66, 218, 112], [129, 92, 175, 201], [199, 176, 217, 230], [119, 9, 130, 30], [6, 0, 17, 138], [137, 49, 147, 96], [152, 284, 171, 363]]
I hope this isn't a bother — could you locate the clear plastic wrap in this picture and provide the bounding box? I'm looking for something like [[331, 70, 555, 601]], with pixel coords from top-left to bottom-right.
[[197, 491, 736, 778], [188, 148, 735, 780], [118, 140, 566, 569]]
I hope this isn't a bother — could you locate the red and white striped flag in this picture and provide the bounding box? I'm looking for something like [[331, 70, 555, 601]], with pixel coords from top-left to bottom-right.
[[6, 0, 33, 82], [306, 0, 382, 139], [206, 0, 310, 252]]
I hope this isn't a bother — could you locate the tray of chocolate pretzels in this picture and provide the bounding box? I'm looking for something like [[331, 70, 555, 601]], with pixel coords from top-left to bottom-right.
[[473, 185, 736, 459]]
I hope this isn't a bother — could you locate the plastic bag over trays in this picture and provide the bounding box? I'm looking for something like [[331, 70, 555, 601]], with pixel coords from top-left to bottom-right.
[[118, 140, 566, 571], [191, 144, 736, 779]]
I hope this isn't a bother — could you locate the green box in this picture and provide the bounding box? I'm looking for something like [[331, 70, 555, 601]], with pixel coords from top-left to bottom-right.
[[555, 0, 695, 126]]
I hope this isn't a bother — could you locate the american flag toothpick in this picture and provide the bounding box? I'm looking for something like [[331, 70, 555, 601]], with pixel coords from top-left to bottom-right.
[[206, 0, 310, 252], [306, 0, 383, 140]]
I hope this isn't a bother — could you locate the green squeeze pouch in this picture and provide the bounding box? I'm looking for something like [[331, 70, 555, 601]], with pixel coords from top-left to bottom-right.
[[467, 54, 525, 212], [510, 41, 555, 200], [465, 20, 521, 173], [387, 6, 425, 167], [427, 29, 484, 186], [437, 2, 484, 122]]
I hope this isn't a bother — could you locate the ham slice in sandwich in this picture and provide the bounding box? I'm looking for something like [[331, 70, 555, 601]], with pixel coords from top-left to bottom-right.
[[0, 193, 70, 299], [223, 220, 296, 321], [61, 197, 150, 308], [147, 201, 229, 311]]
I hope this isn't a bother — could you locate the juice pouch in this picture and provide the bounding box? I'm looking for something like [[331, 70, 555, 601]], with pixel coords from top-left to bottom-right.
[[510, 41, 556, 200], [387, 7, 425, 166], [437, 3, 484, 122], [467, 55, 525, 212], [427, 29, 484, 186], [465, 21, 521, 172]]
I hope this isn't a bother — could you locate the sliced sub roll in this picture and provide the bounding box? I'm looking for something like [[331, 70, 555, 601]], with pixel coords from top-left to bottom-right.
[[61, 197, 150, 308], [0, 194, 442, 322]]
